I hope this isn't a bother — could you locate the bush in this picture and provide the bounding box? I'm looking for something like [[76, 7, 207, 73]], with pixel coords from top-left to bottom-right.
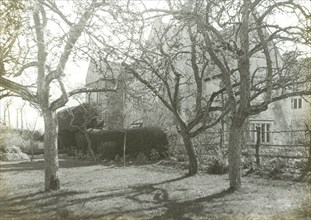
[[136, 152, 148, 163], [241, 156, 256, 170], [97, 141, 118, 160], [0, 128, 44, 157], [19, 141, 44, 155], [206, 157, 228, 174], [58, 103, 103, 133], [149, 148, 162, 161], [73, 127, 169, 160], [70, 149, 89, 160], [0, 145, 29, 161], [253, 158, 292, 179]]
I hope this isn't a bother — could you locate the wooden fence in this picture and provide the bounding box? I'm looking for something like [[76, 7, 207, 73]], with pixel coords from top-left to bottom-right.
[[189, 128, 311, 169]]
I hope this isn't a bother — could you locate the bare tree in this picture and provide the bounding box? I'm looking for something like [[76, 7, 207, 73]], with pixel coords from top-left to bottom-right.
[[170, 0, 310, 189], [103, 3, 229, 176], [0, 0, 118, 191], [107, 0, 311, 187]]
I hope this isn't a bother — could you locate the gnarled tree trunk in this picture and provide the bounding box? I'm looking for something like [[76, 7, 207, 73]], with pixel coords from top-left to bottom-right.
[[43, 110, 60, 191], [228, 116, 245, 190], [181, 131, 198, 176]]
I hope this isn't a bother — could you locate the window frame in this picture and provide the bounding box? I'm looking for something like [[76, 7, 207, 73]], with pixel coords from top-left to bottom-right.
[[249, 121, 273, 144], [291, 97, 303, 109]]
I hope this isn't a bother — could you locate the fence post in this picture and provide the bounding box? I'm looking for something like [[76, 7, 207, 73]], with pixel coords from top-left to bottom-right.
[[255, 126, 261, 168]]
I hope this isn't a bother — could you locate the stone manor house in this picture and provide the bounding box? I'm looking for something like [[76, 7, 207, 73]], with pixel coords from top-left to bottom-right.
[[85, 19, 311, 146]]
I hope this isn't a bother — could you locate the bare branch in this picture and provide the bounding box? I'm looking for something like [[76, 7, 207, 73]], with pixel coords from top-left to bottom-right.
[[39, 0, 73, 26], [249, 90, 311, 115], [15, 62, 38, 77], [0, 76, 36, 102], [50, 86, 117, 112]]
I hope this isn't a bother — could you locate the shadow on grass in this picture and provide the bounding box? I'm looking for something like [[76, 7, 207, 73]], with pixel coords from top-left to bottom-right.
[[84, 187, 234, 220], [1, 158, 233, 219], [1, 172, 233, 220], [155, 188, 234, 220], [0, 190, 87, 220]]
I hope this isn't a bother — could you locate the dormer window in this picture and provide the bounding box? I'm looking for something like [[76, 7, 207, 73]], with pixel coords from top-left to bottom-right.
[[291, 97, 302, 109]]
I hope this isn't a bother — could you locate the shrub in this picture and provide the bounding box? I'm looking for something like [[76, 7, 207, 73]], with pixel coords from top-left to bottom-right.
[[70, 149, 88, 160], [73, 127, 169, 160], [58, 103, 103, 133], [0, 145, 29, 161], [19, 141, 44, 155], [260, 158, 288, 179], [97, 141, 118, 160], [241, 156, 256, 169], [206, 157, 228, 174], [149, 148, 161, 161], [0, 128, 44, 157], [136, 152, 148, 163]]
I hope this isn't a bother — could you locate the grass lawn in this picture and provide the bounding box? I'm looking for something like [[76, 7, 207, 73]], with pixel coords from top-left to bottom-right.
[[0, 157, 310, 220]]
